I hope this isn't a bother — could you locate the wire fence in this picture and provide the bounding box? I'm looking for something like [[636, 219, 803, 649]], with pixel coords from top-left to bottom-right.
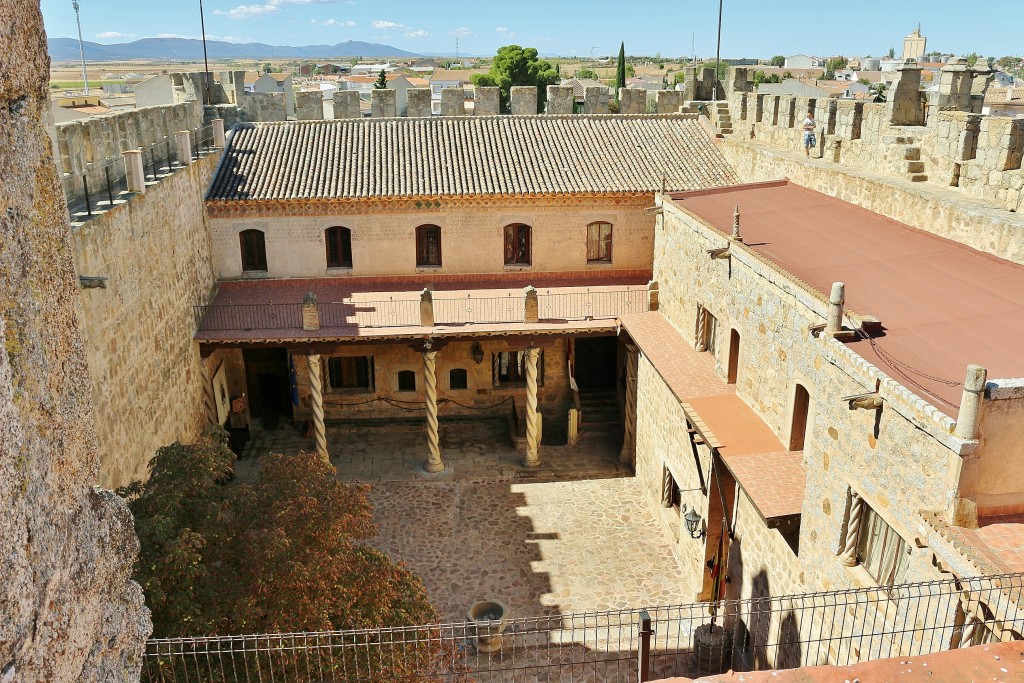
[[143, 572, 1024, 682]]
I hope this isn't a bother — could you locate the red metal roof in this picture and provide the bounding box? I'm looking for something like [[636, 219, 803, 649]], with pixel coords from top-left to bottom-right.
[[671, 181, 1024, 416]]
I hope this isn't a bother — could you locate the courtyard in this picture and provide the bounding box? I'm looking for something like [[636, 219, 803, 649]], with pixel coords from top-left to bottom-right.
[[235, 419, 694, 622]]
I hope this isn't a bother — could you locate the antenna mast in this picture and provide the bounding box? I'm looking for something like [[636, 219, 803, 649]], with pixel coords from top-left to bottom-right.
[[72, 0, 90, 95]]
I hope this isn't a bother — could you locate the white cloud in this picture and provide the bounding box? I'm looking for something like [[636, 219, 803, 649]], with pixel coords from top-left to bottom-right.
[[372, 20, 405, 30], [216, 0, 354, 20], [314, 18, 356, 27], [453, 27, 473, 38], [405, 29, 430, 38], [495, 27, 516, 39], [96, 31, 129, 40]]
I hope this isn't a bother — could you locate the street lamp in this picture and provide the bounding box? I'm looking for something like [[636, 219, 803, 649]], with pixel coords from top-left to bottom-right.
[[684, 506, 705, 540], [72, 0, 90, 95]]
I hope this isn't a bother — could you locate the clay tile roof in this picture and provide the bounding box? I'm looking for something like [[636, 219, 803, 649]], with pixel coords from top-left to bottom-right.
[[208, 115, 739, 202]]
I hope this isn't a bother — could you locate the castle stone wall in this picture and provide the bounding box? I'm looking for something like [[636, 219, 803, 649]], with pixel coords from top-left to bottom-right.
[[70, 154, 219, 488]]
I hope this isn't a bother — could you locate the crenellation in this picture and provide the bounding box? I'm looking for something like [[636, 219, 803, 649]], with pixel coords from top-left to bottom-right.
[[511, 86, 538, 115], [583, 86, 609, 114], [371, 89, 397, 118], [333, 90, 361, 119], [295, 90, 324, 120], [546, 85, 574, 115], [440, 88, 466, 116], [474, 87, 501, 116], [618, 87, 647, 115], [407, 88, 432, 117]]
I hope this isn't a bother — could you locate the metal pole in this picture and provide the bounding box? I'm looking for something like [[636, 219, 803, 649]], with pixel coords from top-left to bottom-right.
[[637, 609, 653, 683], [72, 1, 90, 95], [104, 166, 114, 206], [82, 174, 92, 216], [714, 0, 724, 100], [199, 0, 212, 104]]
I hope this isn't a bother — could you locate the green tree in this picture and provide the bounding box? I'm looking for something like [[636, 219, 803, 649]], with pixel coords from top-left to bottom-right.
[[966, 52, 979, 67], [374, 68, 388, 89], [769, 55, 786, 67], [263, 63, 272, 74], [471, 45, 559, 113], [752, 69, 768, 86], [122, 429, 437, 638], [701, 60, 729, 80], [887, 47, 896, 59], [614, 42, 627, 102], [576, 68, 599, 80], [782, 71, 793, 80], [858, 77, 871, 86]]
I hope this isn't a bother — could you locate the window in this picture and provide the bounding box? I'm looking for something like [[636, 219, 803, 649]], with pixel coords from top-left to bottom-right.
[[325, 226, 352, 268], [492, 350, 544, 387], [857, 504, 911, 594], [239, 229, 267, 272], [397, 370, 417, 392], [727, 329, 740, 384], [789, 384, 810, 451], [661, 464, 681, 510], [416, 225, 442, 267], [449, 368, 468, 391], [503, 223, 532, 265], [586, 222, 613, 262], [326, 356, 372, 391], [696, 305, 719, 354]]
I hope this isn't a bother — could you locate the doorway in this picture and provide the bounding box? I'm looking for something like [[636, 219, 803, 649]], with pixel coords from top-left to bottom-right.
[[573, 336, 618, 391], [727, 329, 740, 384], [243, 348, 293, 425], [789, 384, 810, 451]]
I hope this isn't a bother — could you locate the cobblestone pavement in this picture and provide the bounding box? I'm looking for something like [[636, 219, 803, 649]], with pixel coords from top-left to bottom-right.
[[234, 419, 692, 624]]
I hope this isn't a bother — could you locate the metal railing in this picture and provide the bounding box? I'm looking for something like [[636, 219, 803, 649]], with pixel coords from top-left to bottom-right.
[[320, 299, 420, 328], [194, 304, 303, 332], [65, 123, 219, 217], [538, 289, 649, 321], [434, 294, 524, 325], [142, 572, 1024, 682]]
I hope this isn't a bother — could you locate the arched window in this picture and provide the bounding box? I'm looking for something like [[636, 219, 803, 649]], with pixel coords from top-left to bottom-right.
[[449, 368, 468, 390], [239, 229, 267, 271], [415, 225, 442, 267], [325, 226, 352, 268], [503, 223, 532, 265], [586, 222, 613, 262], [397, 370, 417, 392]]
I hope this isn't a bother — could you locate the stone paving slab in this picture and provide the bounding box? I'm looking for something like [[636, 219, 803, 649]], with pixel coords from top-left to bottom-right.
[[233, 419, 694, 624]]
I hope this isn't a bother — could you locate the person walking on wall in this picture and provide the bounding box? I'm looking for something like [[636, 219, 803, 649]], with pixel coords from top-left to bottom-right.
[[802, 110, 817, 157]]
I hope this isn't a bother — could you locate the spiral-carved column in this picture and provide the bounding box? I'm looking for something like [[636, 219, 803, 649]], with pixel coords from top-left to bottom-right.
[[695, 305, 708, 352], [619, 343, 639, 466], [523, 347, 541, 468], [307, 354, 329, 461], [840, 491, 864, 567], [423, 349, 444, 473]]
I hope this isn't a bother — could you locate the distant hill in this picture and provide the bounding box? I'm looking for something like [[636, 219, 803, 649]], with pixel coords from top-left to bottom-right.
[[47, 37, 421, 62]]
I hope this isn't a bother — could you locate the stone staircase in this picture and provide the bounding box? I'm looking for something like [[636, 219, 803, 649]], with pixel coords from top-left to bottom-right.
[[710, 101, 734, 136], [883, 133, 929, 182], [578, 389, 623, 445]]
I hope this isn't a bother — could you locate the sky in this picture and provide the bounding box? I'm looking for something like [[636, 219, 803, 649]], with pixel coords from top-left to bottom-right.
[[40, 0, 1023, 59]]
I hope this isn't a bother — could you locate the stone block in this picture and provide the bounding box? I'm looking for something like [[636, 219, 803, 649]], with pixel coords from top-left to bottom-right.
[[407, 88, 432, 117], [474, 87, 501, 116], [619, 88, 647, 115], [441, 88, 466, 116], [242, 92, 287, 122], [511, 86, 538, 115], [545, 85, 574, 115], [295, 90, 324, 120], [655, 90, 685, 114], [583, 86, 609, 114], [371, 89, 397, 118], [333, 90, 361, 119]]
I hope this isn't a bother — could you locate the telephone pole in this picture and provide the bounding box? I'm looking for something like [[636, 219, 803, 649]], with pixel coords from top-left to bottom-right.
[[72, 0, 90, 95]]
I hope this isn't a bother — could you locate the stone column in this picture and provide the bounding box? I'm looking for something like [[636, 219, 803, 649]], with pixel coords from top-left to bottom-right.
[[423, 349, 444, 473], [648, 280, 659, 311], [407, 88, 432, 117], [545, 85, 574, 114], [474, 87, 501, 116], [174, 130, 192, 166], [825, 282, 845, 335], [695, 305, 708, 352], [954, 365, 987, 441], [371, 89, 397, 118], [333, 90, 361, 119], [840, 491, 864, 567], [523, 347, 541, 467], [123, 150, 145, 194], [619, 343, 639, 466], [441, 88, 466, 116], [524, 286, 539, 323], [212, 118, 226, 147], [511, 86, 538, 115], [302, 292, 320, 331], [420, 288, 434, 327], [583, 86, 609, 114], [307, 354, 329, 461]]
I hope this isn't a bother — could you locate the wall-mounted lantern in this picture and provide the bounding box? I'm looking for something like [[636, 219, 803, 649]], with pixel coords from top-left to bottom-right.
[[472, 342, 484, 365], [684, 506, 705, 540]]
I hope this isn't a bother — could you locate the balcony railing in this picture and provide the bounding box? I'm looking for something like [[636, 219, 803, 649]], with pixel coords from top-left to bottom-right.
[[194, 303, 303, 332], [194, 288, 651, 335]]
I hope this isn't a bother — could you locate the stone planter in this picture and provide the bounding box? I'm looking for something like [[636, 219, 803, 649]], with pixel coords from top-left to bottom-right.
[[467, 600, 510, 653], [693, 622, 732, 675]]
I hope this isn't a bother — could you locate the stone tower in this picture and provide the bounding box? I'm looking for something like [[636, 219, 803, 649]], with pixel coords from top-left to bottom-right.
[[902, 24, 927, 62], [0, 2, 151, 681]]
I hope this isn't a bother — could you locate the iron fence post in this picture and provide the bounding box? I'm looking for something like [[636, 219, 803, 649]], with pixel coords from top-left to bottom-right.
[[82, 174, 92, 216], [638, 609, 653, 683], [104, 166, 114, 207]]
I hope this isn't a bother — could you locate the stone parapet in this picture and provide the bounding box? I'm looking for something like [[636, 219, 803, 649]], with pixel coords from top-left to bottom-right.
[[584, 86, 609, 114], [333, 90, 361, 119], [546, 85, 574, 114], [295, 90, 324, 121], [619, 88, 647, 115], [474, 87, 501, 116], [407, 88, 431, 117], [655, 90, 685, 114], [511, 86, 538, 115], [441, 88, 466, 116], [371, 89, 397, 118]]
